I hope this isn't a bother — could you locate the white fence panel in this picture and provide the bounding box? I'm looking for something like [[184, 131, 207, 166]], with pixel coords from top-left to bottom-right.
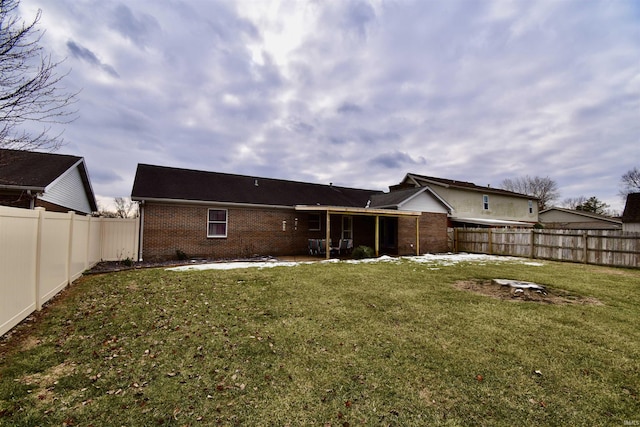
[[70, 214, 90, 282], [0, 207, 39, 337], [88, 217, 102, 266], [38, 210, 72, 307], [101, 218, 139, 261], [1, 206, 140, 337]]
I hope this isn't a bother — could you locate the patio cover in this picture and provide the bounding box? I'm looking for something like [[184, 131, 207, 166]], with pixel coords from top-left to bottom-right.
[[295, 205, 423, 259]]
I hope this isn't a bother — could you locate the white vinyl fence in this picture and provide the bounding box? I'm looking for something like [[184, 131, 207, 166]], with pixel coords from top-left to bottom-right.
[[1, 206, 139, 336]]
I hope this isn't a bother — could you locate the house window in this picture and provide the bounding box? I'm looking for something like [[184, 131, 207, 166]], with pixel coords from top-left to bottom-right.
[[207, 209, 227, 238], [482, 195, 489, 210], [342, 216, 353, 240], [528, 200, 534, 214], [309, 213, 321, 231]]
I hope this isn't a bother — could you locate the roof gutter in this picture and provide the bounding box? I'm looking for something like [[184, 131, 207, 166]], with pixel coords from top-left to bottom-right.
[[131, 196, 294, 210], [295, 205, 422, 217], [0, 184, 45, 191]]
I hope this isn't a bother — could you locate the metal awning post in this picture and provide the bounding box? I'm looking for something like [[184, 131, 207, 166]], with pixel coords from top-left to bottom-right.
[[325, 211, 331, 260], [416, 216, 420, 255], [375, 215, 380, 257]]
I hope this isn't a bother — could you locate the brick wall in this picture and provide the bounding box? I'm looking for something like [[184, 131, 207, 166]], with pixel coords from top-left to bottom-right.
[[142, 202, 314, 260], [141, 202, 450, 260], [397, 212, 449, 255]]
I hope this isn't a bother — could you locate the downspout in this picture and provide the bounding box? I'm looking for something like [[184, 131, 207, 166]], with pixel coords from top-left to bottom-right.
[[137, 201, 145, 261], [27, 190, 35, 209]]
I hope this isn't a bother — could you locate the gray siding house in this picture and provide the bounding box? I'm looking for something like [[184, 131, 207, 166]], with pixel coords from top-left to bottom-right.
[[0, 149, 97, 215], [540, 207, 622, 230]]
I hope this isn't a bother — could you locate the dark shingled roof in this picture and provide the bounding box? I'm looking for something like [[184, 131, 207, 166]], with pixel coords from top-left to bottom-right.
[[399, 172, 538, 199], [0, 149, 81, 189], [0, 149, 98, 213], [622, 193, 640, 223], [131, 164, 382, 208]]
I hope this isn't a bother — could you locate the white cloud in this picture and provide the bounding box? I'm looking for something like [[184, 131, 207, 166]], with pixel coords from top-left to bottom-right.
[[17, 0, 640, 212]]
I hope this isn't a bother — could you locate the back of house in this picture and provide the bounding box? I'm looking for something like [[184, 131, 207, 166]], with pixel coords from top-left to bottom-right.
[[131, 164, 453, 260]]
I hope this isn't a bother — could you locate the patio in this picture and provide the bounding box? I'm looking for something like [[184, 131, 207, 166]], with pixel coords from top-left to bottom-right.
[[295, 205, 423, 259]]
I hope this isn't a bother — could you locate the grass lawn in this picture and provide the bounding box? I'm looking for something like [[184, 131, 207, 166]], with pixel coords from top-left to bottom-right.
[[0, 255, 639, 426]]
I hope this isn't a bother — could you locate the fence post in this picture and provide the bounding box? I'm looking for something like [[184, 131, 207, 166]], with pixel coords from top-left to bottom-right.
[[583, 231, 588, 264], [487, 228, 493, 255], [67, 211, 75, 285], [34, 207, 45, 311], [85, 216, 92, 271], [454, 228, 459, 253], [530, 229, 536, 259]]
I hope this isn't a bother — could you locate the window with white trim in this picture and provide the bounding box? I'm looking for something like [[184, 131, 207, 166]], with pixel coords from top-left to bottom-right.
[[342, 216, 353, 240], [528, 200, 534, 214], [482, 195, 489, 210], [309, 213, 321, 231], [207, 209, 228, 238]]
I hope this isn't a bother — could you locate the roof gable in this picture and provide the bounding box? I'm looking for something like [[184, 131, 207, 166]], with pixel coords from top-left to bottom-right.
[[0, 149, 97, 212], [369, 187, 451, 212], [131, 164, 381, 208], [0, 149, 80, 189], [622, 193, 640, 223], [540, 207, 622, 224]]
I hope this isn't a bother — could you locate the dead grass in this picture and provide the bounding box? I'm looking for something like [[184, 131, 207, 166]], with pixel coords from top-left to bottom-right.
[[0, 257, 638, 426]]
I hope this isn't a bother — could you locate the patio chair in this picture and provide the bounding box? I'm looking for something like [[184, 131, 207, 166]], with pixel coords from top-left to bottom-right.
[[346, 239, 354, 254], [318, 239, 327, 255], [308, 239, 319, 255], [331, 239, 349, 255]]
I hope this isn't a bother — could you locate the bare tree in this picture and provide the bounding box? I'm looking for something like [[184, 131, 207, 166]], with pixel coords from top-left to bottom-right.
[[114, 197, 138, 218], [0, 0, 78, 151], [620, 167, 640, 197], [562, 196, 588, 210], [99, 197, 138, 218], [500, 175, 559, 210]]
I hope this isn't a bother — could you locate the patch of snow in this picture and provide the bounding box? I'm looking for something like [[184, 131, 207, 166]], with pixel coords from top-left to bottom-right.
[[166, 253, 545, 272], [492, 279, 546, 291], [167, 260, 309, 272]]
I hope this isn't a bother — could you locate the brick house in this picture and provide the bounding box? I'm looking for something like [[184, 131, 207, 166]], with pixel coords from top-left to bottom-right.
[[131, 164, 450, 261], [0, 149, 97, 215]]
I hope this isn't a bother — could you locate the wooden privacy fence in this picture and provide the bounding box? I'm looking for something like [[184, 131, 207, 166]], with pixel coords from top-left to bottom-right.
[[454, 228, 639, 268], [0, 206, 139, 336]]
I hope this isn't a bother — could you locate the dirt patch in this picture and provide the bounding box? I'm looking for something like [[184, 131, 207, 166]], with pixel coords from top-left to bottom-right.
[[19, 336, 41, 352], [85, 256, 282, 274], [20, 362, 77, 387], [453, 280, 603, 305]]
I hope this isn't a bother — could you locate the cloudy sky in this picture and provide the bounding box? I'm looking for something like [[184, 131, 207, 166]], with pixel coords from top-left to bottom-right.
[[19, 0, 640, 212]]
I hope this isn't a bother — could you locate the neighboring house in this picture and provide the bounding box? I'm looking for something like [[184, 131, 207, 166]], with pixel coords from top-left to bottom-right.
[[622, 193, 640, 233], [0, 149, 97, 215], [389, 173, 539, 227], [539, 207, 622, 230], [131, 164, 450, 261]]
